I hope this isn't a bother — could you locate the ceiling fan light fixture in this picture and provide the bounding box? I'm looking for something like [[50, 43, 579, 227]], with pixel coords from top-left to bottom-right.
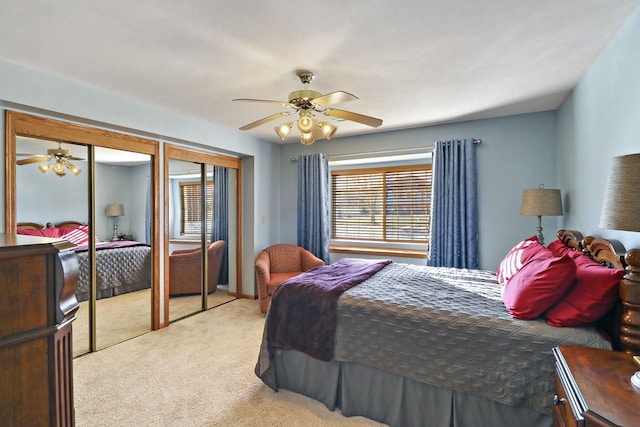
[[300, 132, 315, 145], [297, 113, 315, 134], [274, 122, 293, 141], [318, 121, 337, 139], [234, 70, 382, 145], [53, 162, 66, 177], [38, 163, 51, 174], [64, 160, 81, 176]]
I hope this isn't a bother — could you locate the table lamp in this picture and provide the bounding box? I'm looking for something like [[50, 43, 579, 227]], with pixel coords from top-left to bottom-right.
[[520, 184, 563, 245], [106, 203, 124, 241], [600, 153, 640, 355]]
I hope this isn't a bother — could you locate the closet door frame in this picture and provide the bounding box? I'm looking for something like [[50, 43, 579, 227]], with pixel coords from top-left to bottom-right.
[[163, 144, 242, 326], [4, 110, 162, 329]]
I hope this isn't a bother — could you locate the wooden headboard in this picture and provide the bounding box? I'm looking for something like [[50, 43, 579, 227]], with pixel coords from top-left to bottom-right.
[[16, 221, 49, 230], [557, 229, 640, 355], [17, 220, 85, 230]]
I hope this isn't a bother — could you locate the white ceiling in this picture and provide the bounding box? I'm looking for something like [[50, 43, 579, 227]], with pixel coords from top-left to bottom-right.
[[1, 1, 639, 144]]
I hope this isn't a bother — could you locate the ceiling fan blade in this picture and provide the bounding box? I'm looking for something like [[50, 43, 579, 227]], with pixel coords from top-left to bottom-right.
[[232, 98, 292, 108], [323, 109, 383, 128], [239, 112, 292, 130], [67, 156, 85, 161], [16, 156, 49, 165], [16, 153, 41, 156], [312, 91, 358, 107]]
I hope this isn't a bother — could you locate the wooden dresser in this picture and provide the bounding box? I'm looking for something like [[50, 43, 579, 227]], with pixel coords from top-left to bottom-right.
[[0, 234, 79, 427], [553, 345, 640, 427]]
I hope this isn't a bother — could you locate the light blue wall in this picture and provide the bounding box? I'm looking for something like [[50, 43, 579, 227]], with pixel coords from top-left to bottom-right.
[[278, 111, 558, 271], [556, 5, 640, 252]]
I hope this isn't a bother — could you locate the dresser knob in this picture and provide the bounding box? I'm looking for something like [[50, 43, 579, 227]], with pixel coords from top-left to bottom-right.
[[553, 395, 567, 405]]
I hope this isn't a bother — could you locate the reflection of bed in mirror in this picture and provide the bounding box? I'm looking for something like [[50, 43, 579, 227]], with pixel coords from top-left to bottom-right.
[[17, 221, 151, 302]]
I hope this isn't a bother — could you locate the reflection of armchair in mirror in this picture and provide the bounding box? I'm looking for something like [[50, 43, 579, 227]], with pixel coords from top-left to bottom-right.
[[169, 240, 226, 296], [165, 146, 240, 321]]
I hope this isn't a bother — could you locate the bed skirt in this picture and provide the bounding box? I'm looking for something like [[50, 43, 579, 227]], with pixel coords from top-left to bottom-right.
[[270, 349, 552, 427], [75, 279, 150, 302]]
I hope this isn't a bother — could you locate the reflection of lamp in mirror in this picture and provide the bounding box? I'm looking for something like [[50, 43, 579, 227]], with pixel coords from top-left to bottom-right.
[[106, 203, 124, 241], [520, 184, 563, 245]]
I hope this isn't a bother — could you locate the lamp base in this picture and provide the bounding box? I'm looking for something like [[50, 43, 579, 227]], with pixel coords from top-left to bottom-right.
[[111, 218, 119, 242], [536, 215, 545, 245]]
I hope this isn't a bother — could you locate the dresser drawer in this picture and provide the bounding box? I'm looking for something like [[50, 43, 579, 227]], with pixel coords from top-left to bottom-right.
[[553, 346, 640, 427], [553, 370, 582, 427]]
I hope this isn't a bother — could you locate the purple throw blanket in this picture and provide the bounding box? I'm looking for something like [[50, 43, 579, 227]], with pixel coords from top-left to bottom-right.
[[267, 257, 392, 361]]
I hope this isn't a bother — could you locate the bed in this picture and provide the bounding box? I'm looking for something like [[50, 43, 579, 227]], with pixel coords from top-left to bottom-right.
[[256, 230, 639, 427], [16, 220, 151, 302]]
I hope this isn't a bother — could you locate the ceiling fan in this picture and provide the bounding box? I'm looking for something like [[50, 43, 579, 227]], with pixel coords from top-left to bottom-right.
[[233, 70, 383, 145], [16, 142, 84, 177]]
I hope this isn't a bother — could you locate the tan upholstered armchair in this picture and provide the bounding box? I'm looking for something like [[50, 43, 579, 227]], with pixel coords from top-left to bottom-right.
[[255, 244, 325, 313], [169, 240, 226, 296]]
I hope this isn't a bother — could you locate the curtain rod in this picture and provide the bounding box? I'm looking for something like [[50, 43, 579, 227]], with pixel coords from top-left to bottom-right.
[[290, 146, 433, 162], [431, 138, 482, 148], [289, 139, 482, 162]]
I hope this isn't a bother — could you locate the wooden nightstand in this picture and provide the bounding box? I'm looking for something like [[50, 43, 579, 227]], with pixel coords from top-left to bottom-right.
[[553, 345, 640, 426]]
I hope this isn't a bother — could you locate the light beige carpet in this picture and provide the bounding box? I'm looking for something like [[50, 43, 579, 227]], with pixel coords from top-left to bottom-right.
[[73, 298, 385, 426], [73, 287, 236, 357]]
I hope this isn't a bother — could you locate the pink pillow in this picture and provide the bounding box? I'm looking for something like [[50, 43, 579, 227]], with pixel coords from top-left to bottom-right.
[[547, 239, 582, 259], [496, 236, 545, 286], [545, 254, 625, 327], [60, 225, 99, 245], [17, 228, 45, 236], [502, 253, 576, 320], [41, 227, 64, 238], [17, 227, 64, 238]]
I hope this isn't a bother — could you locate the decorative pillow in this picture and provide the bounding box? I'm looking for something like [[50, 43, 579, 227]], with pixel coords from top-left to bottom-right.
[[17, 227, 64, 238], [60, 225, 100, 245], [496, 235, 545, 286], [545, 253, 625, 327], [547, 239, 582, 259], [502, 253, 576, 320], [17, 228, 45, 237]]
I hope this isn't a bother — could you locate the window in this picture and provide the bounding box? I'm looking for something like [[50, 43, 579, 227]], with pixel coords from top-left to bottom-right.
[[331, 165, 432, 243], [180, 180, 213, 234]]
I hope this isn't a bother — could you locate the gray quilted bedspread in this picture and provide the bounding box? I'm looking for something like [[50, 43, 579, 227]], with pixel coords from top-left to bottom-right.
[[75, 246, 152, 301], [334, 262, 611, 414]]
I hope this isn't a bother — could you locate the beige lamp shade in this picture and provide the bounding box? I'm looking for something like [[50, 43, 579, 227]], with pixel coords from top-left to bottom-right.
[[520, 188, 563, 216], [520, 186, 563, 245], [600, 153, 640, 232], [105, 203, 124, 217]]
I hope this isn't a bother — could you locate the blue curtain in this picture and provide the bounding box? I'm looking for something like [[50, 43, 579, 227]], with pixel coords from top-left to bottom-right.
[[297, 153, 330, 264], [429, 139, 479, 269], [211, 166, 229, 284]]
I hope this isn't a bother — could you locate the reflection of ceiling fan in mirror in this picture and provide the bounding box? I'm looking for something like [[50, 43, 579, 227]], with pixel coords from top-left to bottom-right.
[[16, 142, 84, 177], [233, 70, 383, 145]]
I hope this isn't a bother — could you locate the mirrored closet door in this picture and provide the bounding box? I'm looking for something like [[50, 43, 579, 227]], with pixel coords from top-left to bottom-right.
[[94, 147, 153, 351], [165, 145, 240, 323], [6, 111, 160, 357]]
